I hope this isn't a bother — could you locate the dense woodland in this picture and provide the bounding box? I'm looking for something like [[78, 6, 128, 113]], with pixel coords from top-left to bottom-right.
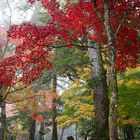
[[0, 0, 140, 140]]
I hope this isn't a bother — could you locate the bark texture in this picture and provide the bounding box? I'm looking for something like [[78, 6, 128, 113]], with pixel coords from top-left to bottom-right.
[[39, 122, 45, 140], [0, 101, 6, 140], [88, 41, 109, 140], [51, 76, 58, 140], [0, 86, 7, 140], [51, 108, 58, 140], [103, 1, 118, 140], [60, 127, 65, 140], [29, 119, 36, 140]]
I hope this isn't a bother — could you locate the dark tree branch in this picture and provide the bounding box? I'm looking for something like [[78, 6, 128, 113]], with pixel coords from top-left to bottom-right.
[[5, 94, 46, 104], [0, 84, 30, 102], [91, 0, 104, 21], [1, 86, 11, 102], [114, 11, 128, 37], [37, 43, 97, 50]]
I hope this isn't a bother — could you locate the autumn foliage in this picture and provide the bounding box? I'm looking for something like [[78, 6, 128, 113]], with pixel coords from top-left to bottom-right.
[[7, 86, 58, 123], [0, 0, 139, 87]]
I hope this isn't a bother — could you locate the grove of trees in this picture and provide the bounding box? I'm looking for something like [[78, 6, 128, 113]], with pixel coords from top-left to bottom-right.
[[0, 0, 139, 140]]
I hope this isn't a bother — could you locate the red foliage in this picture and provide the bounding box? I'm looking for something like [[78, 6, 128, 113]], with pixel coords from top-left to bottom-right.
[[35, 114, 44, 123], [27, 0, 140, 72], [0, 23, 54, 86], [0, 0, 139, 86], [29, 90, 58, 122]]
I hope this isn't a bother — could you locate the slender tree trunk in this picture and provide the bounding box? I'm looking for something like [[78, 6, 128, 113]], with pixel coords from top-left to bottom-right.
[[75, 124, 78, 140], [0, 85, 7, 140], [39, 122, 45, 140], [84, 131, 89, 140], [51, 108, 58, 140], [40, 135, 44, 140], [60, 127, 65, 140], [103, 1, 118, 140], [51, 76, 58, 140], [0, 101, 7, 140], [88, 41, 109, 140], [29, 119, 36, 140]]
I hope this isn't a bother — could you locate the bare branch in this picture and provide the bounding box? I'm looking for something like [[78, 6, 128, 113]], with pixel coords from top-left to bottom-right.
[[5, 94, 46, 104], [37, 43, 97, 50], [114, 11, 128, 38], [6, 0, 12, 25], [0, 84, 29, 102]]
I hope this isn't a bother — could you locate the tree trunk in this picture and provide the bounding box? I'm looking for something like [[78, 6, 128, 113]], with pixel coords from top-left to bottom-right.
[[29, 119, 36, 140], [124, 125, 134, 140], [51, 109, 57, 140], [88, 41, 109, 140], [75, 124, 78, 140], [60, 127, 65, 140], [0, 101, 7, 140], [103, 1, 118, 140], [0, 85, 7, 140], [39, 122, 45, 140], [0, 93, 6, 140], [51, 76, 58, 140]]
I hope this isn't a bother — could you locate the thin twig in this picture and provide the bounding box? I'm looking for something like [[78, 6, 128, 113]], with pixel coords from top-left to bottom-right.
[[5, 94, 46, 104], [114, 11, 128, 38]]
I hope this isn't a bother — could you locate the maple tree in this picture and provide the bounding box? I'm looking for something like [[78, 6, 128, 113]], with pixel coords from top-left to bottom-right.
[[7, 85, 58, 123], [0, 25, 14, 140], [0, 0, 139, 139], [4, 1, 139, 83], [6, 84, 58, 140]]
